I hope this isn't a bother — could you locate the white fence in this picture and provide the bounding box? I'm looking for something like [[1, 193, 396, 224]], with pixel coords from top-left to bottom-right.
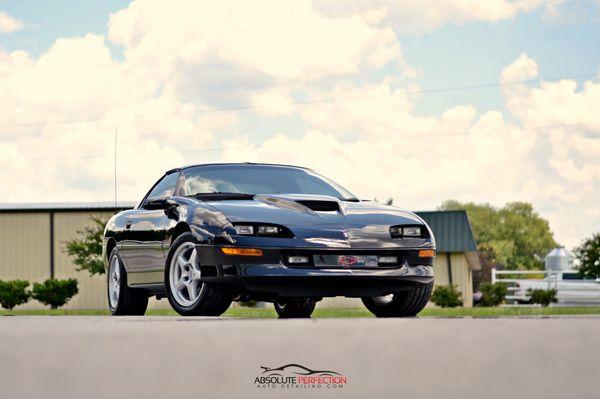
[[492, 269, 600, 304]]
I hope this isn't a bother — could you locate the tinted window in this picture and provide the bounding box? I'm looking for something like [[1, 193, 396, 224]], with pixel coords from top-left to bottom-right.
[[146, 172, 179, 201], [178, 165, 356, 200]]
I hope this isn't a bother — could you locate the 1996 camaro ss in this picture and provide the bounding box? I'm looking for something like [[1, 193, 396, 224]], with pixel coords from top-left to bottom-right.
[[102, 163, 435, 318]]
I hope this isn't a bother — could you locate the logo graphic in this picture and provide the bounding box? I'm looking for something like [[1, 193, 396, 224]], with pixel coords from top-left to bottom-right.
[[338, 255, 358, 266], [254, 364, 348, 389]]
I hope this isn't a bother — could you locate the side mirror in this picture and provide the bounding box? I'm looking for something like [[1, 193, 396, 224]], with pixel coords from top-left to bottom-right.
[[143, 198, 177, 210]]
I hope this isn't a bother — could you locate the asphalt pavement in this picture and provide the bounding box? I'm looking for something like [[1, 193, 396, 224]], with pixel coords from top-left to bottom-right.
[[1, 316, 599, 399]]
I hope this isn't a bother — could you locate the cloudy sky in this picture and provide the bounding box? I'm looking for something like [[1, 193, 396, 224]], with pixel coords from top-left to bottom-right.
[[0, 0, 599, 248]]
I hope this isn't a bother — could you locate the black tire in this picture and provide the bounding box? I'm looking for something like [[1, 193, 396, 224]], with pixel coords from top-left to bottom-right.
[[165, 232, 232, 316], [362, 282, 433, 317], [274, 298, 316, 318], [107, 249, 149, 316]]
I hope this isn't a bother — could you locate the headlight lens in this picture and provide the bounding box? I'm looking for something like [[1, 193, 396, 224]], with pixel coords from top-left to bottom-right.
[[402, 226, 421, 237], [258, 225, 279, 235], [234, 225, 254, 235]]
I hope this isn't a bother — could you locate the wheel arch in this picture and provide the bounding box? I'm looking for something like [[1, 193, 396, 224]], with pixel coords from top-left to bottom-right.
[[104, 238, 117, 272], [171, 222, 191, 245]]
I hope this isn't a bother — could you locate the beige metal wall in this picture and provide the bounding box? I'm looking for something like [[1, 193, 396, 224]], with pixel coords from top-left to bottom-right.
[[1, 211, 172, 310], [0, 213, 51, 309], [53, 212, 112, 309], [433, 253, 473, 307]]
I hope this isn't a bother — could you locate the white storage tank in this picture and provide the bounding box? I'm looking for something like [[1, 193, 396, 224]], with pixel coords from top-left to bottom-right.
[[544, 247, 574, 271]]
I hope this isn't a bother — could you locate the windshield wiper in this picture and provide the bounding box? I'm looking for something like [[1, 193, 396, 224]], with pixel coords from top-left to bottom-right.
[[342, 197, 360, 202]]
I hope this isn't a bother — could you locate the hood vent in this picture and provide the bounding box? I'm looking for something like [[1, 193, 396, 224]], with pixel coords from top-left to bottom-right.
[[295, 200, 340, 212]]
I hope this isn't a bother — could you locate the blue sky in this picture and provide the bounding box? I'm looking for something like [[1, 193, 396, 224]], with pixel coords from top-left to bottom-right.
[[0, 0, 598, 247]]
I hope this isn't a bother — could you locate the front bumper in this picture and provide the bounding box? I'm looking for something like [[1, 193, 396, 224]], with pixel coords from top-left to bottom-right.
[[196, 244, 434, 298]]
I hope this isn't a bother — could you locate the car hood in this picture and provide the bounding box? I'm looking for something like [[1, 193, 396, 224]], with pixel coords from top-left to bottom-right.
[[199, 194, 433, 249]]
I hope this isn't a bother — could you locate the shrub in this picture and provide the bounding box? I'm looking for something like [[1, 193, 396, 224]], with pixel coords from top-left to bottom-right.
[[239, 300, 258, 308], [431, 285, 463, 307], [32, 278, 79, 309], [528, 288, 557, 307], [0, 280, 31, 310], [479, 282, 508, 307]]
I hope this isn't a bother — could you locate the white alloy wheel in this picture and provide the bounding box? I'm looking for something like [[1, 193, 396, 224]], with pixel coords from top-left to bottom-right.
[[109, 255, 121, 309], [169, 242, 203, 307]]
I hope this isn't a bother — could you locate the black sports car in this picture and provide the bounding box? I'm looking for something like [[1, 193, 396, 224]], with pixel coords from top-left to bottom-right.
[[102, 163, 435, 318]]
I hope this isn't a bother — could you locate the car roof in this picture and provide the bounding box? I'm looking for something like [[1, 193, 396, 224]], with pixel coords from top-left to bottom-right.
[[166, 162, 310, 175]]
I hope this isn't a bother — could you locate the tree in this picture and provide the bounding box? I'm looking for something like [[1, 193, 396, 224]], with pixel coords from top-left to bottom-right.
[[32, 279, 79, 309], [574, 233, 600, 279], [0, 280, 31, 310], [64, 216, 108, 276], [439, 200, 557, 270]]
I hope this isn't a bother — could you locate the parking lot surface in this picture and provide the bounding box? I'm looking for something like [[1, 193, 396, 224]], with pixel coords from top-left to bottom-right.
[[1, 316, 599, 399]]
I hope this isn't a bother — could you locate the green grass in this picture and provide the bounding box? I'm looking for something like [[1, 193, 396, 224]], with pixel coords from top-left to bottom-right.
[[3, 306, 600, 317]]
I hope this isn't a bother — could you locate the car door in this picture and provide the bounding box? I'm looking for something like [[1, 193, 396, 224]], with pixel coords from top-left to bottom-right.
[[120, 171, 180, 285]]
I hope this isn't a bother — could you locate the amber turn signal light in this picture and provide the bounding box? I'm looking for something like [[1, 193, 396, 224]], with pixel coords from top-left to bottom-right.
[[221, 247, 263, 256], [418, 249, 436, 258]]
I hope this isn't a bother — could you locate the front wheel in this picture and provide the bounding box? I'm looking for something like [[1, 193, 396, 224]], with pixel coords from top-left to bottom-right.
[[107, 249, 149, 316], [165, 233, 232, 316], [274, 298, 316, 318], [362, 282, 433, 317]]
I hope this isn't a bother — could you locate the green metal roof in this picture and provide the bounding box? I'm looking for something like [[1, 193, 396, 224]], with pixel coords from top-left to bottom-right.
[[416, 210, 477, 253]]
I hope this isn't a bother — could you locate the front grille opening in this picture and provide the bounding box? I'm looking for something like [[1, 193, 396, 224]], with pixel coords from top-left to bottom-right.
[[295, 200, 340, 212], [282, 250, 406, 268]]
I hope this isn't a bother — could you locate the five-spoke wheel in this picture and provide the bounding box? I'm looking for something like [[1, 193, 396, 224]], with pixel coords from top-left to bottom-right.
[[165, 232, 232, 316], [169, 242, 203, 306]]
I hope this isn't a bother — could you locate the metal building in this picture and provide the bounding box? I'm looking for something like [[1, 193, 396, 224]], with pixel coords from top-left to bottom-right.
[[0, 203, 479, 309], [417, 210, 481, 307]]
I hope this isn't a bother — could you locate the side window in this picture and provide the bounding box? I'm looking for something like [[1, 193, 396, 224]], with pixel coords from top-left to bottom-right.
[[145, 173, 179, 202]]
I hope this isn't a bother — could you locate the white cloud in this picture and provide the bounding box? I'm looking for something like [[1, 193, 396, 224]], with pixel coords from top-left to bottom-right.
[[108, 0, 402, 85], [0, 11, 23, 34], [313, 0, 564, 33]]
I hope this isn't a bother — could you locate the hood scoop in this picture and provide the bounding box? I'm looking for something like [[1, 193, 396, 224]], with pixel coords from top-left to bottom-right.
[[294, 200, 340, 212]]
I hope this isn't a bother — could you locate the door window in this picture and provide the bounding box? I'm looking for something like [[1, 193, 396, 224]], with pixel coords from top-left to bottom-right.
[[145, 172, 179, 201]]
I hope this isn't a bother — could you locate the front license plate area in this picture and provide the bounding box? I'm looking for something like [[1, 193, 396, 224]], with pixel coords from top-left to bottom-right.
[[313, 254, 378, 267]]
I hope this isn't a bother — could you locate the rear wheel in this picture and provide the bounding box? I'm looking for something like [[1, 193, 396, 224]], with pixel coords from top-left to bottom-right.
[[362, 282, 433, 317], [107, 249, 149, 316], [274, 298, 316, 318], [165, 233, 232, 316]]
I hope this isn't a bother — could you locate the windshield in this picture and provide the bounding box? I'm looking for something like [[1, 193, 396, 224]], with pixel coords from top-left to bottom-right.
[[177, 165, 357, 201]]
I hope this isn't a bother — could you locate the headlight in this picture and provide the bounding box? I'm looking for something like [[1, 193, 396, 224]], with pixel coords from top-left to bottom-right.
[[232, 223, 294, 238], [234, 225, 254, 235], [390, 225, 425, 238]]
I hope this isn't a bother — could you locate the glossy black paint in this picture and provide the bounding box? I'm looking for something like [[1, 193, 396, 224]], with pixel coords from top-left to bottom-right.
[[102, 163, 436, 297]]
